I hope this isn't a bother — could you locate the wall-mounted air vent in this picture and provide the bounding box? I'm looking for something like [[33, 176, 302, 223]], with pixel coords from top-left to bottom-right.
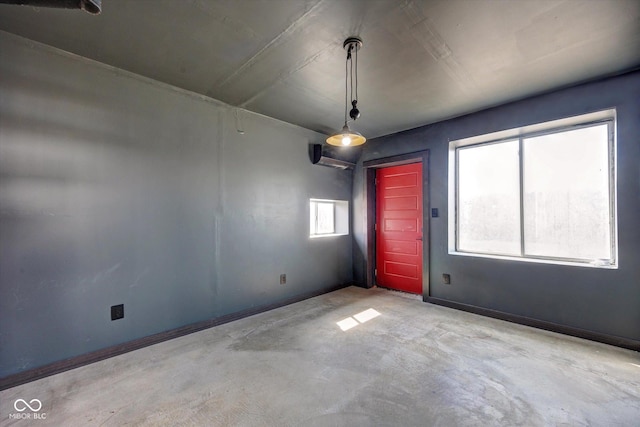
[[311, 144, 355, 170]]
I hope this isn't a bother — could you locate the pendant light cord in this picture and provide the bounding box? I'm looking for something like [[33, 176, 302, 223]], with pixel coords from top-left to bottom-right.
[[343, 41, 360, 125], [355, 44, 358, 102], [350, 46, 354, 109], [344, 46, 349, 125]]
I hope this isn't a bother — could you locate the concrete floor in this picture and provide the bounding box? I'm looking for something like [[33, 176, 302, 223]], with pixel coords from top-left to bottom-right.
[[2, 286, 639, 426]]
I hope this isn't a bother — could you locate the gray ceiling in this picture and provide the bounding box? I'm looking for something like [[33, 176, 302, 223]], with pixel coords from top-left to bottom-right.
[[1, 0, 639, 139]]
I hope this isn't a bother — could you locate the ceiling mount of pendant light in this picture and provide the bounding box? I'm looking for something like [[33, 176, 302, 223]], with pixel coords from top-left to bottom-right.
[[326, 36, 366, 147]]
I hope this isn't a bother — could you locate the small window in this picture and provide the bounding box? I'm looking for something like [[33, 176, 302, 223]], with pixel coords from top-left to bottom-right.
[[449, 110, 617, 268], [310, 199, 349, 238]]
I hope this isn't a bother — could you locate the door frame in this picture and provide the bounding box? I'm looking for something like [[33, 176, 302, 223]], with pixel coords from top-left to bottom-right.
[[362, 150, 430, 301]]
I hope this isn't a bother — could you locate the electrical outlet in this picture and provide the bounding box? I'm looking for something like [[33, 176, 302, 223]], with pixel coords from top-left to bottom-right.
[[280, 274, 286, 285], [442, 274, 451, 285], [111, 304, 124, 321]]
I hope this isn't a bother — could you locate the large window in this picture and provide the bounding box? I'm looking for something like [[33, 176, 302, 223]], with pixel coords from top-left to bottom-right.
[[449, 110, 616, 268], [310, 199, 349, 238]]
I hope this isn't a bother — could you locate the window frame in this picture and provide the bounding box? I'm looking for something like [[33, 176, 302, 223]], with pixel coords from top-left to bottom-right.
[[449, 110, 617, 268], [309, 198, 349, 238]]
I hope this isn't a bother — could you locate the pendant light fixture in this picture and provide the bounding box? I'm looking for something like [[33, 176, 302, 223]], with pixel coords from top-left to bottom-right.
[[326, 37, 366, 147]]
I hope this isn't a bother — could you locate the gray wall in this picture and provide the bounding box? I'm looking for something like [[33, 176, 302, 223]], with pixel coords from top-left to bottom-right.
[[354, 71, 640, 342], [0, 32, 352, 378]]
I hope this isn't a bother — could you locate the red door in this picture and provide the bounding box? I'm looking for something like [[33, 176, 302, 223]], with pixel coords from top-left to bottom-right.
[[376, 163, 423, 294]]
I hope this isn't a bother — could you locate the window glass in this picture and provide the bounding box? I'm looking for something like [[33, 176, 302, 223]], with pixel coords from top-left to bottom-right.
[[458, 140, 521, 255], [523, 124, 611, 260], [315, 202, 335, 234]]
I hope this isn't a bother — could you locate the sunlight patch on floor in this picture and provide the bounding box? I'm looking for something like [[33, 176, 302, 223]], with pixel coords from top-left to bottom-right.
[[337, 308, 381, 331]]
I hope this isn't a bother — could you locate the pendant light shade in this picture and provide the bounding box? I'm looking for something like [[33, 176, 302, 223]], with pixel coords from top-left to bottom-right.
[[327, 37, 366, 147], [326, 124, 366, 147]]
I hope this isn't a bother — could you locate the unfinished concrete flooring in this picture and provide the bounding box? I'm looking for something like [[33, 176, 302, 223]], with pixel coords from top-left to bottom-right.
[[2, 286, 639, 426]]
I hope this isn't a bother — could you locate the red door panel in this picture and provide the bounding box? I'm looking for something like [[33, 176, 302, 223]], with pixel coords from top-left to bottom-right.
[[376, 163, 423, 294]]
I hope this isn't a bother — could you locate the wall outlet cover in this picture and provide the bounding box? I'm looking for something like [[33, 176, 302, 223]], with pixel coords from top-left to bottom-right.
[[111, 304, 124, 321]]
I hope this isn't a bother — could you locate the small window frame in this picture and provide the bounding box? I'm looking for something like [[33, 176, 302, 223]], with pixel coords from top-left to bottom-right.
[[309, 198, 349, 238]]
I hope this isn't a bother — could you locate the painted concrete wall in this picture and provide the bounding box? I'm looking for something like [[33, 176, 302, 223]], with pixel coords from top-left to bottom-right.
[[354, 71, 640, 342], [0, 32, 352, 378]]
